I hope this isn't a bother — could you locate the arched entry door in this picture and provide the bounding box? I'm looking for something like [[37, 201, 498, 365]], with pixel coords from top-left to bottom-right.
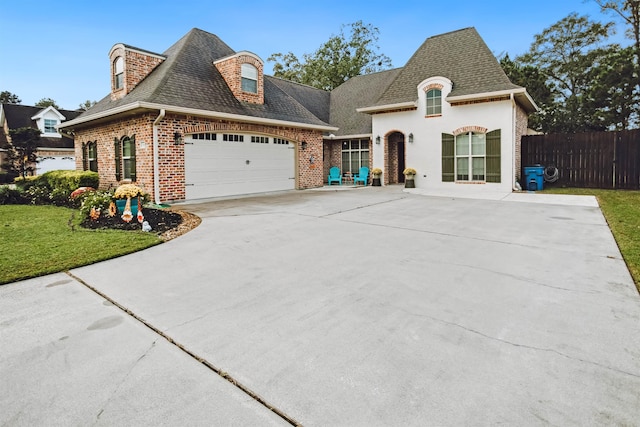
[[386, 132, 406, 184]]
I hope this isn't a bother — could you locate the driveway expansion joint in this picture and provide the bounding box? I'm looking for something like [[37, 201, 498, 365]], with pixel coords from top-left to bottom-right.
[[65, 271, 302, 426]]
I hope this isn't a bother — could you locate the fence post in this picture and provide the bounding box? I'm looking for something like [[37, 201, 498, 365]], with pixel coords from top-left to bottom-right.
[[613, 131, 617, 189]]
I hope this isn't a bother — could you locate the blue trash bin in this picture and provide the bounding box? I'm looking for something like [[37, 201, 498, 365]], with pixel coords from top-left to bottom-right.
[[524, 165, 544, 191]]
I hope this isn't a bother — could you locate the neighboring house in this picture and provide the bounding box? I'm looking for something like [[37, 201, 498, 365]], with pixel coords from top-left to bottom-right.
[[58, 27, 535, 203], [0, 103, 82, 176]]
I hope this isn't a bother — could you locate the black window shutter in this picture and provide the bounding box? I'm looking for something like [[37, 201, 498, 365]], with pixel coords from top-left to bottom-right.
[[129, 135, 136, 182], [486, 129, 501, 183], [114, 137, 122, 181], [82, 142, 88, 171], [442, 133, 455, 182]]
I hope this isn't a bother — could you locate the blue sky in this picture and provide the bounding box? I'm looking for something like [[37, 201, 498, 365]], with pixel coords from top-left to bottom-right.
[[0, 0, 630, 110]]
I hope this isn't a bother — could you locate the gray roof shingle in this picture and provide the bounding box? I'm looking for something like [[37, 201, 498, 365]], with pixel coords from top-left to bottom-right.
[[373, 27, 521, 107], [84, 28, 331, 127], [329, 68, 401, 136]]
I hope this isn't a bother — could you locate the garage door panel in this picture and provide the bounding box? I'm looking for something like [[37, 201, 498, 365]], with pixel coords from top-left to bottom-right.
[[185, 138, 295, 200]]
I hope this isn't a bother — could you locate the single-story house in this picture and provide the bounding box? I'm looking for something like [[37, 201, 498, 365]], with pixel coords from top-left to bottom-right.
[[58, 27, 536, 203], [0, 104, 82, 176]]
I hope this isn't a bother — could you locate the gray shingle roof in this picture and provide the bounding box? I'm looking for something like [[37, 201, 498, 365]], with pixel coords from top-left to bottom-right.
[[372, 27, 522, 107], [329, 68, 401, 136], [84, 28, 331, 127]]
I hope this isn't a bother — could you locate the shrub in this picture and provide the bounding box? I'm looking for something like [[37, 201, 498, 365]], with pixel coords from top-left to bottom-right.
[[0, 171, 18, 184], [24, 183, 51, 205], [41, 170, 99, 195], [79, 190, 114, 220], [0, 186, 26, 204], [14, 175, 44, 191]]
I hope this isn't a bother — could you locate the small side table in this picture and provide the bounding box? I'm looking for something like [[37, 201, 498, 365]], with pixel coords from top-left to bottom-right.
[[343, 172, 353, 186]]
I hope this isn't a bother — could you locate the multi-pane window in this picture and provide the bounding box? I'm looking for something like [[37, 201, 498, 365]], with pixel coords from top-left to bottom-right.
[[192, 133, 217, 140], [82, 141, 98, 172], [455, 132, 486, 181], [443, 130, 501, 183], [341, 139, 370, 174], [87, 142, 97, 172], [114, 57, 124, 90], [223, 134, 244, 142], [241, 63, 258, 93], [114, 135, 136, 181], [425, 89, 442, 116], [273, 138, 289, 145], [251, 136, 269, 143], [44, 119, 57, 133]]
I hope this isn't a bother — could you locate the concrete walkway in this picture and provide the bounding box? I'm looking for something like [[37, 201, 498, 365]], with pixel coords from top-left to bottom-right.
[[2, 186, 639, 425]]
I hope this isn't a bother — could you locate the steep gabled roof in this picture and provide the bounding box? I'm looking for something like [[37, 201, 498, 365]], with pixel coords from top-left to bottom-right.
[[372, 27, 522, 107], [329, 68, 401, 136], [83, 28, 332, 128]]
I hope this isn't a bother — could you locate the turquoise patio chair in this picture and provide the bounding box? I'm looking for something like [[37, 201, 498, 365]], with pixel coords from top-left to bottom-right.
[[328, 166, 342, 185], [353, 167, 369, 186]]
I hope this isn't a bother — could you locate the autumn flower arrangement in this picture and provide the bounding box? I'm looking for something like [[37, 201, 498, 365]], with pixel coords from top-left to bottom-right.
[[403, 168, 417, 176], [371, 168, 383, 176], [112, 184, 146, 223]]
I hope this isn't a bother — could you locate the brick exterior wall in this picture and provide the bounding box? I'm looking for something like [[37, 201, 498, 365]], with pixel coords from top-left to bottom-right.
[[109, 46, 165, 101], [323, 141, 343, 182], [515, 104, 528, 181], [74, 113, 323, 202], [214, 53, 264, 104]]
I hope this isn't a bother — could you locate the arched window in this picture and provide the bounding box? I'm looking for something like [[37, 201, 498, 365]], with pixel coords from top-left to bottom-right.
[[241, 63, 258, 93], [114, 57, 124, 90], [425, 89, 442, 116], [114, 135, 136, 181], [82, 141, 98, 172]]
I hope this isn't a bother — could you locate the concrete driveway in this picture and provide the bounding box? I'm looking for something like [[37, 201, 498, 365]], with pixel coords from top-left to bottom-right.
[[2, 186, 640, 425]]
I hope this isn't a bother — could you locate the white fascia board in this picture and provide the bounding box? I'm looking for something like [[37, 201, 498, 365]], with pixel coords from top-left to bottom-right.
[[446, 88, 538, 112], [356, 101, 417, 114], [58, 101, 338, 132], [31, 105, 65, 120], [37, 147, 75, 152]]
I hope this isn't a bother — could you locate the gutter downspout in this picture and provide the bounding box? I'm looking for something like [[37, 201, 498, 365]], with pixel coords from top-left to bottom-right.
[[153, 109, 166, 205], [510, 93, 518, 191]]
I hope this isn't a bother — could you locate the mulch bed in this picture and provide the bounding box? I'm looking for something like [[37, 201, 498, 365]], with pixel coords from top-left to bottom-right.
[[81, 208, 184, 234]]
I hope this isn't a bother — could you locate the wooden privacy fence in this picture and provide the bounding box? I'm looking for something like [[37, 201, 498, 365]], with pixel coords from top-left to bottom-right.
[[521, 130, 640, 190]]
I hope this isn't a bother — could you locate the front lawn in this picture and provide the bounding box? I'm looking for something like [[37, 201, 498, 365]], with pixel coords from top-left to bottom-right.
[[0, 205, 161, 285], [543, 187, 640, 291]]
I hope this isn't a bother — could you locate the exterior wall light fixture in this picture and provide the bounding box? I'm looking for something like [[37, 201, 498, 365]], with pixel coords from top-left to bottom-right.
[[174, 132, 183, 145], [375, 136, 381, 144], [408, 133, 414, 143]]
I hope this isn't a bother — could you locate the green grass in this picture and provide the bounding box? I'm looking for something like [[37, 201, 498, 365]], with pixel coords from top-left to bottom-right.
[[543, 187, 640, 291], [0, 205, 162, 285]]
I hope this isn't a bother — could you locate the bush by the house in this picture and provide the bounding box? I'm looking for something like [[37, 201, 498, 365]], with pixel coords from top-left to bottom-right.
[[78, 190, 114, 220], [0, 186, 26, 204], [10, 170, 100, 207]]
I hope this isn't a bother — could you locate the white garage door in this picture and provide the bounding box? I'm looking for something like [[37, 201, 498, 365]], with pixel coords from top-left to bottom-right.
[[37, 156, 75, 174], [184, 134, 295, 200]]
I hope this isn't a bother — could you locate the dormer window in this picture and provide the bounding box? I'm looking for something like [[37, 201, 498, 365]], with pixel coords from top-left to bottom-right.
[[241, 63, 258, 94], [44, 119, 57, 134], [426, 89, 442, 116], [114, 57, 124, 90]]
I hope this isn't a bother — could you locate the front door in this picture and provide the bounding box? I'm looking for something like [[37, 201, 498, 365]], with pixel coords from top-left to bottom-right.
[[397, 139, 405, 183]]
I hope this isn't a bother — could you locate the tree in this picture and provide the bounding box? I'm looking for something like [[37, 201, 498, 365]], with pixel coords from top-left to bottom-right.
[[4, 127, 41, 178], [593, 0, 640, 65], [269, 21, 392, 90], [500, 54, 553, 131], [35, 98, 60, 109], [518, 13, 618, 132], [0, 91, 21, 104], [78, 100, 97, 111]]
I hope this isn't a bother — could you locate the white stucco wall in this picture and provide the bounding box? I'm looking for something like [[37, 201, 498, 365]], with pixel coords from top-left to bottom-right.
[[371, 79, 517, 193]]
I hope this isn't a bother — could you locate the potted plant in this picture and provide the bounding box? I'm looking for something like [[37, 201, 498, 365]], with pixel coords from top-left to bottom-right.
[[403, 168, 417, 188], [113, 184, 146, 223], [371, 168, 382, 186]]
